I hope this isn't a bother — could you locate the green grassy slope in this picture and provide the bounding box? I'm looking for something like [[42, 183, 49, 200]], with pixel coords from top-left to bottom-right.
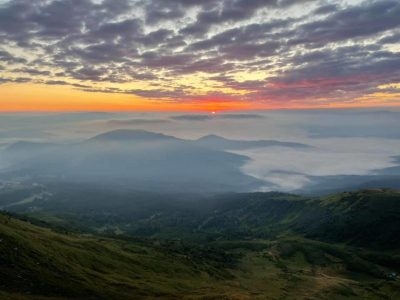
[[175, 189, 400, 249], [0, 212, 238, 300], [3, 186, 400, 248], [303, 189, 400, 248], [1, 211, 400, 299]]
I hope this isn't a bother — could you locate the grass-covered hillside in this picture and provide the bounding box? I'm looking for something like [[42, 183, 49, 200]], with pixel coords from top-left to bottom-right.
[[1, 189, 400, 299], [0, 212, 239, 300], [299, 189, 400, 248], [1, 212, 400, 300], [5, 185, 398, 250]]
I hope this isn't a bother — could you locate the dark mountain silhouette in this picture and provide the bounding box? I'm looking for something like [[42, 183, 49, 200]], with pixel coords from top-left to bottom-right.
[[2, 130, 264, 193], [87, 129, 178, 142], [194, 134, 311, 150]]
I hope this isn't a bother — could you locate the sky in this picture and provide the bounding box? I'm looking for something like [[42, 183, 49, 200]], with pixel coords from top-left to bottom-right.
[[0, 0, 400, 111]]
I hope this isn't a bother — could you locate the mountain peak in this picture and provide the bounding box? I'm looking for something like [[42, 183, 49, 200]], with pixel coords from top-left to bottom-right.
[[197, 134, 227, 141], [89, 129, 177, 142]]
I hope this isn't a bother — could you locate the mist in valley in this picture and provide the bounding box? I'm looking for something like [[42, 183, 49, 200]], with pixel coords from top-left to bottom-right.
[[1, 108, 400, 195]]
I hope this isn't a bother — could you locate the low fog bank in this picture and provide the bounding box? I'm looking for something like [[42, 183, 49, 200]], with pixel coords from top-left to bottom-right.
[[0, 109, 400, 194], [235, 142, 400, 192]]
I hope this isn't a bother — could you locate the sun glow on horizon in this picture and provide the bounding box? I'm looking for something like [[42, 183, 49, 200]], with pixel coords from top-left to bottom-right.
[[0, 0, 399, 112]]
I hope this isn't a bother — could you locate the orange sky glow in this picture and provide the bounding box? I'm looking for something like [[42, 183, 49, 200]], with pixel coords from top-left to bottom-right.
[[1, 83, 399, 112], [1, 0, 399, 113]]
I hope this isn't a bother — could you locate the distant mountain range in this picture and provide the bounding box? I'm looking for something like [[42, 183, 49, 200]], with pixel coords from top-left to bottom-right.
[[2, 129, 400, 194], [194, 134, 311, 150], [2, 130, 267, 193], [88, 129, 178, 142]]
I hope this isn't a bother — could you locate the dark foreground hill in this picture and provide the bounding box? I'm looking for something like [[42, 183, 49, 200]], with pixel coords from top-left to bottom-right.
[[0, 212, 238, 300], [1, 188, 400, 298], [1, 210, 400, 300]]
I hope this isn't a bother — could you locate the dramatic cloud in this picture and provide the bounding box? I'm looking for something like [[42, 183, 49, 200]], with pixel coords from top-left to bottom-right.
[[171, 113, 264, 121], [219, 114, 264, 119], [0, 77, 31, 84], [0, 0, 399, 109]]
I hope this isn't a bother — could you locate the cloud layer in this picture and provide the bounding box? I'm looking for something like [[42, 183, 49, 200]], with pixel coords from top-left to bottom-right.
[[0, 0, 399, 107]]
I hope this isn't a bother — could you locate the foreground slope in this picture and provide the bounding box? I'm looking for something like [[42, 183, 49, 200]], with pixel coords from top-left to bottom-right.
[[0, 212, 238, 300], [1, 189, 400, 299]]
